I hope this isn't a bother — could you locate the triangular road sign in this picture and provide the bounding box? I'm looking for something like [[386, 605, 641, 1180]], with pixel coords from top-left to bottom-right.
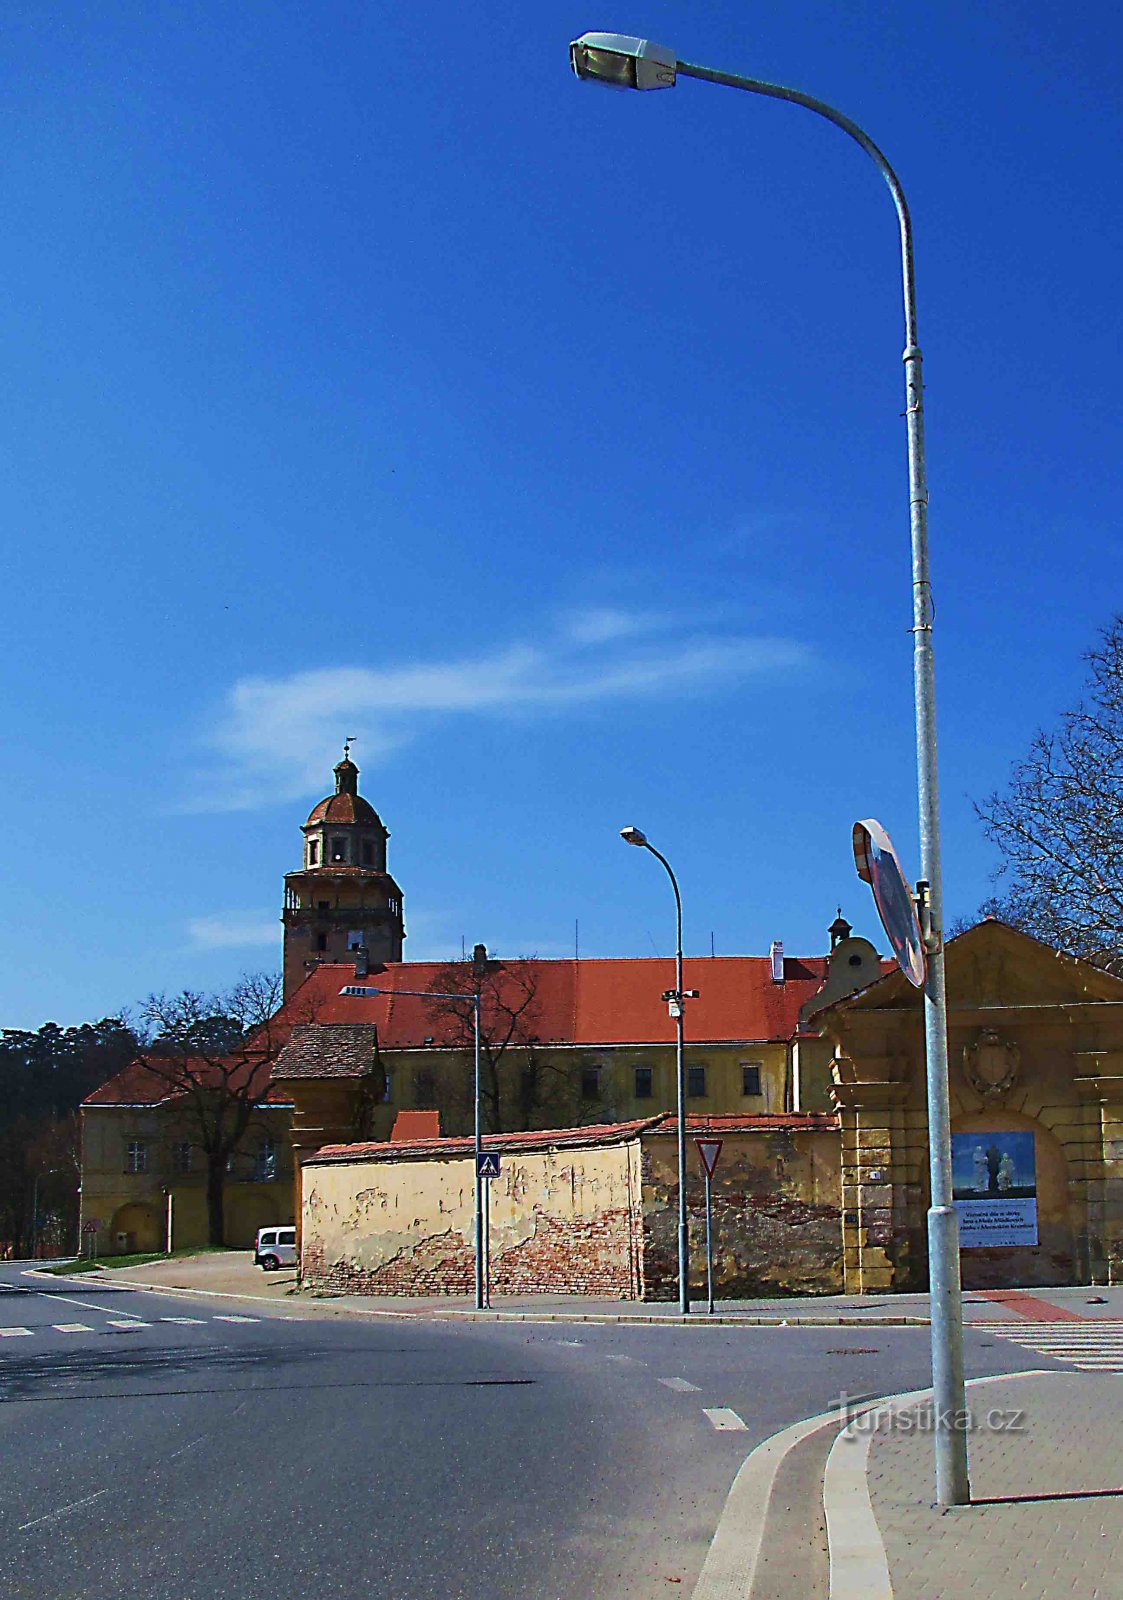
[[696, 1139, 723, 1178]]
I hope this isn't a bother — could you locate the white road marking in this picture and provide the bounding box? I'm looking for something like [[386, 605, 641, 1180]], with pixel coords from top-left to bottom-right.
[[159, 1317, 207, 1325], [52, 1323, 93, 1334], [0, 1327, 33, 1338], [212, 1315, 258, 1323], [659, 1376, 701, 1392], [18, 1489, 107, 1533], [46, 1292, 138, 1316], [556, 1338, 584, 1347], [107, 1320, 149, 1329], [986, 1321, 1123, 1372], [704, 1407, 748, 1432]]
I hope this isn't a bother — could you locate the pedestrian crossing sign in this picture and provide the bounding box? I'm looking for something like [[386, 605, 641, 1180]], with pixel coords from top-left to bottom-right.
[[477, 1153, 501, 1178]]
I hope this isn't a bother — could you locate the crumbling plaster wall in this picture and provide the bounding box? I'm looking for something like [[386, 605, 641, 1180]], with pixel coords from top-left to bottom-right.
[[302, 1139, 644, 1297], [639, 1129, 843, 1299]]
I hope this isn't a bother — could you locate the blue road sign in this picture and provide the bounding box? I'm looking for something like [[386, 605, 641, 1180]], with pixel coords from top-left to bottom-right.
[[477, 1153, 501, 1179]]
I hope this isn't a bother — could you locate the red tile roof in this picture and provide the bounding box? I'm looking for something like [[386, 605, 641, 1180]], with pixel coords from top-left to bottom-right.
[[83, 1053, 293, 1108], [309, 1110, 838, 1165], [305, 793, 381, 827], [391, 1110, 441, 1141], [275, 954, 832, 1065]]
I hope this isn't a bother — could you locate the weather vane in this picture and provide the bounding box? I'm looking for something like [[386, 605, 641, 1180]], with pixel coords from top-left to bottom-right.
[[343, 735, 357, 761]]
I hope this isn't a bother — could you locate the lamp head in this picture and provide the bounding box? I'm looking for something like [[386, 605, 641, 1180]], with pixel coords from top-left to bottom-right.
[[620, 825, 648, 847], [569, 33, 677, 91]]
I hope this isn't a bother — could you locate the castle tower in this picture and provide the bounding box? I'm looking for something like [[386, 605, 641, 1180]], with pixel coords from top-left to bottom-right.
[[282, 747, 405, 997]]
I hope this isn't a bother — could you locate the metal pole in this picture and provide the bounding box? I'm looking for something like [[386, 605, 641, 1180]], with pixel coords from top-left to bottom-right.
[[671, 56, 969, 1503], [705, 1169, 714, 1316], [166, 1191, 174, 1255], [645, 843, 690, 1316], [474, 991, 487, 1310], [31, 1175, 39, 1260]]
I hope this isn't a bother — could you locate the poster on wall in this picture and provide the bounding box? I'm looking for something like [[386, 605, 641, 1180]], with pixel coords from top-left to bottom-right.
[[951, 1131, 1038, 1248]]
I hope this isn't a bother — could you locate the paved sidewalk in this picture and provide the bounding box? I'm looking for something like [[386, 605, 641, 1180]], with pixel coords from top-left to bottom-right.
[[865, 1372, 1123, 1598], [49, 1254, 1123, 1327]]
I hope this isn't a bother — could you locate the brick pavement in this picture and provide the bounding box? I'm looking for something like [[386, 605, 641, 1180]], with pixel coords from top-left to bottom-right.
[[865, 1373, 1123, 1598]]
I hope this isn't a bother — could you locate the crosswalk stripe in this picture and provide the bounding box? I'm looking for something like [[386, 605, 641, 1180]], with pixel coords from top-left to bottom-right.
[[107, 1320, 149, 1329], [159, 1316, 207, 1325], [704, 1407, 748, 1431], [52, 1323, 93, 1333], [659, 1376, 702, 1392], [212, 1315, 258, 1323], [987, 1321, 1123, 1373], [0, 1327, 33, 1338]]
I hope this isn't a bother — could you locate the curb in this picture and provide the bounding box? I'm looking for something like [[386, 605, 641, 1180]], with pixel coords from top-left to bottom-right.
[[691, 1405, 844, 1599], [822, 1368, 1052, 1600], [19, 1272, 932, 1326]]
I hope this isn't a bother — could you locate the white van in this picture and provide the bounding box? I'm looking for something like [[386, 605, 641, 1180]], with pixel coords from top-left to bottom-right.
[[254, 1226, 296, 1271]]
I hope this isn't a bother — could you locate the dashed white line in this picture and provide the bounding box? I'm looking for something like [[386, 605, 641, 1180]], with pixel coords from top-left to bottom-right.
[[212, 1315, 258, 1323], [18, 1489, 107, 1533], [659, 1376, 701, 1392], [556, 1338, 584, 1347], [704, 1407, 748, 1432], [52, 1323, 93, 1334]]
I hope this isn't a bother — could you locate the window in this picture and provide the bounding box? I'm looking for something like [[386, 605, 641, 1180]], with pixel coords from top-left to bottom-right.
[[413, 1069, 436, 1107], [581, 1064, 602, 1101], [741, 1063, 762, 1097], [255, 1139, 277, 1182], [172, 1140, 192, 1174], [308, 839, 319, 866], [347, 929, 365, 951], [634, 1066, 653, 1100], [330, 836, 348, 863], [125, 1140, 148, 1174], [360, 840, 374, 866], [314, 932, 328, 953], [687, 1064, 707, 1099], [317, 899, 330, 911]]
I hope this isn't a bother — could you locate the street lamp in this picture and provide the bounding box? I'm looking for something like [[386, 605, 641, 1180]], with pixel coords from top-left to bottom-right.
[[620, 825, 692, 1316], [341, 980, 488, 1309], [584, 34, 969, 1506]]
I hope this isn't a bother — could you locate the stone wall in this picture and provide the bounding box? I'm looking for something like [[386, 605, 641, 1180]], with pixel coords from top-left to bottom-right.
[[640, 1126, 843, 1299]]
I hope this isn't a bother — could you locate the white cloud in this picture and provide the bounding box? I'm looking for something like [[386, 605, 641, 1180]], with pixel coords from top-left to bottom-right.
[[187, 913, 279, 950], [183, 609, 810, 812], [561, 607, 671, 645]]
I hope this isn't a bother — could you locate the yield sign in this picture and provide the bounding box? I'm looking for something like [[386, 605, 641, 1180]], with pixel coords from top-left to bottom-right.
[[695, 1139, 723, 1179]]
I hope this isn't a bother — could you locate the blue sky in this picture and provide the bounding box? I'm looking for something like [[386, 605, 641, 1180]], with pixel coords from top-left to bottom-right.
[[3, 2, 1120, 1027]]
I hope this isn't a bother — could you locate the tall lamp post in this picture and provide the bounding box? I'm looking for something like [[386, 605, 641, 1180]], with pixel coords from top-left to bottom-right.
[[341, 979, 488, 1309], [620, 826, 693, 1316], [579, 35, 968, 1505]]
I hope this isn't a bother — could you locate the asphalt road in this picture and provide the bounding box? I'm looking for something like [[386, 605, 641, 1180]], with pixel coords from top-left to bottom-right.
[[0, 1262, 1048, 1600]]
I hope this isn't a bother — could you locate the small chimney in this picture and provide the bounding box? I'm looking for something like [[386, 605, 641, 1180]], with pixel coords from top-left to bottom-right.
[[472, 942, 489, 976], [769, 940, 784, 983], [354, 945, 369, 980]]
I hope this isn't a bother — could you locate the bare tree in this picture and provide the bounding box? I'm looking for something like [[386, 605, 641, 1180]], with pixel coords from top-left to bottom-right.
[[137, 973, 295, 1246], [976, 616, 1123, 973], [422, 950, 557, 1133]]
